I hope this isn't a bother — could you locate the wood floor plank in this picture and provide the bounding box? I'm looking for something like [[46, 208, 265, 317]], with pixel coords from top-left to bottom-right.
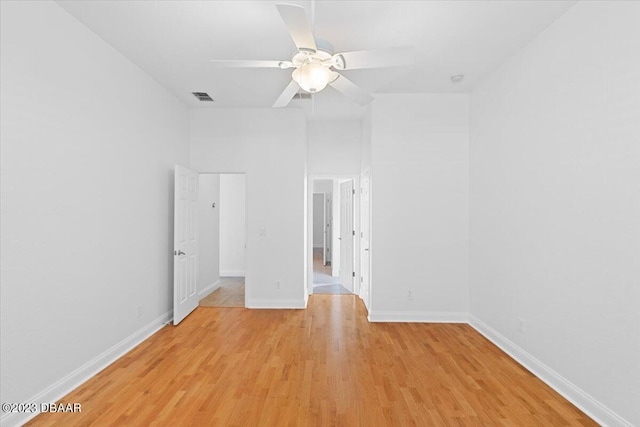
[[26, 295, 596, 426]]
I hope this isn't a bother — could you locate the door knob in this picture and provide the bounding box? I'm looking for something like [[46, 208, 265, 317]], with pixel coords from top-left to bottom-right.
[[174, 250, 186, 256]]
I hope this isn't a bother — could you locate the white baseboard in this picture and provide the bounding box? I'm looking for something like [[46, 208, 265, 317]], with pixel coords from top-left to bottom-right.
[[199, 280, 221, 299], [0, 310, 173, 427], [246, 298, 306, 309], [368, 310, 468, 323], [468, 314, 632, 427], [219, 270, 245, 277]]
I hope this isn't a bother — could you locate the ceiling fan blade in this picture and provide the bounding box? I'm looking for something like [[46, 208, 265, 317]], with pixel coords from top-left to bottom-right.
[[329, 74, 374, 106], [333, 46, 415, 70], [276, 4, 317, 53], [209, 60, 293, 69], [273, 80, 301, 108]]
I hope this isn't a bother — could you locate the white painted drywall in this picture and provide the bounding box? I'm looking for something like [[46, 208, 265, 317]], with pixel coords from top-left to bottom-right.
[[198, 174, 220, 296], [189, 109, 307, 307], [219, 174, 246, 277], [312, 194, 324, 248], [469, 2, 640, 425], [307, 120, 362, 175], [369, 94, 469, 316], [0, 0, 188, 412], [361, 106, 372, 173], [313, 179, 333, 193]]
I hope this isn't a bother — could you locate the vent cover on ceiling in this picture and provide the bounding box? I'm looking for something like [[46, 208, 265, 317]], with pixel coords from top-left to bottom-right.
[[192, 92, 214, 101]]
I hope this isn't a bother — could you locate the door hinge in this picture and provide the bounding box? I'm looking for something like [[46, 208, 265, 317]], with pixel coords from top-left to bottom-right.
[[352, 230, 355, 236], [352, 272, 355, 277], [352, 189, 355, 195]]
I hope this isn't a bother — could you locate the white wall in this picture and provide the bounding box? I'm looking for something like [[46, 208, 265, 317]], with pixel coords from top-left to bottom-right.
[[312, 194, 324, 248], [307, 120, 361, 175], [369, 94, 469, 321], [469, 2, 640, 425], [198, 174, 220, 297], [361, 106, 372, 173], [0, 1, 189, 421], [189, 109, 307, 308], [219, 174, 246, 276], [313, 179, 333, 193]]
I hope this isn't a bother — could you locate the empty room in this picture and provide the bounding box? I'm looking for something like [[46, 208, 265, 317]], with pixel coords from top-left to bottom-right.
[[1, 1, 638, 426]]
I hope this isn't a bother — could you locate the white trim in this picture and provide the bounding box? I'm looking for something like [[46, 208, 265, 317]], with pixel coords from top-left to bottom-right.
[[246, 299, 306, 309], [198, 280, 221, 299], [219, 270, 245, 277], [468, 314, 633, 427], [368, 311, 468, 323], [0, 310, 173, 427]]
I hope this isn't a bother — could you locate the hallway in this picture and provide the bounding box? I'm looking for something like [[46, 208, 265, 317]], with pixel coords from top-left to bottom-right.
[[312, 248, 351, 294]]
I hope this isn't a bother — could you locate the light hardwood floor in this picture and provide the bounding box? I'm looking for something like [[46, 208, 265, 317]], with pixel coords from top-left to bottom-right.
[[28, 296, 596, 426]]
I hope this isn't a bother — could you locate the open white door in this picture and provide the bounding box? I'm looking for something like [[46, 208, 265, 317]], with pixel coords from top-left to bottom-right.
[[360, 171, 371, 308], [323, 193, 331, 266], [339, 180, 354, 292], [173, 165, 199, 325]]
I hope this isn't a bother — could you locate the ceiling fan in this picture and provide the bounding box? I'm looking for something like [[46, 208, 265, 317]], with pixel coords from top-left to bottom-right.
[[210, 3, 414, 108]]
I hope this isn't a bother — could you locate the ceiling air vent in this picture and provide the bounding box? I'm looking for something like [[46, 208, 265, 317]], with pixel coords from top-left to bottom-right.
[[192, 92, 214, 102]]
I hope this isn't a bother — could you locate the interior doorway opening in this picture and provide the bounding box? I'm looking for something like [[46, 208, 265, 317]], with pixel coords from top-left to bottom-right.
[[197, 173, 247, 308], [309, 177, 358, 295]]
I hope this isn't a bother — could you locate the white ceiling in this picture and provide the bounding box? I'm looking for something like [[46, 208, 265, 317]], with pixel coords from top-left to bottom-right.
[[57, 0, 575, 121]]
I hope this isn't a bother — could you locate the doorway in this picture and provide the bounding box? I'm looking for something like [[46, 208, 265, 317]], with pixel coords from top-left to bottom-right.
[[308, 177, 358, 295], [198, 173, 247, 308]]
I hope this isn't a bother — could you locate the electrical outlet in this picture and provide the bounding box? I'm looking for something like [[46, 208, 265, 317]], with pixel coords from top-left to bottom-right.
[[518, 317, 525, 332], [408, 290, 413, 300], [136, 305, 142, 318]]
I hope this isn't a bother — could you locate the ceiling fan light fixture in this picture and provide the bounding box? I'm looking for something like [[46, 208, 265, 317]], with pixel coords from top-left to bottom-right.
[[292, 62, 332, 93]]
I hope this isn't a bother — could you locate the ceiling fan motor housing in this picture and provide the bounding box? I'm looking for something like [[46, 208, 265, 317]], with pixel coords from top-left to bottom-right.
[[291, 44, 339, 93]]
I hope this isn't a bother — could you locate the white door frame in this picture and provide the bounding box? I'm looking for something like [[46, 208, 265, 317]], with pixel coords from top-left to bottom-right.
[[339, 180, 355, 292], [360, 168, 372, 311], [323, 192, 331, 266], [195, 170, 249, 308], [306, 174, 361, 298]]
